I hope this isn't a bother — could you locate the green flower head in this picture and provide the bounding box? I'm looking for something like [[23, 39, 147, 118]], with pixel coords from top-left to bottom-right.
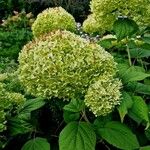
[[82, 14, 105, 35], [85, 76, 122, 116], [18, 30, 117, 101], [32, 7, 76, 37]]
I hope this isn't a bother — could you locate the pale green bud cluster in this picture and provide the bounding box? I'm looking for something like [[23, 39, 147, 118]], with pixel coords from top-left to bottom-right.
[[18, 30, 118, 103], [85, 76, 122, 116], [32, 7, 76, 37], [0, 76, 25, 132], [83, 0, 150, 34], [82, 14, 105, 35]]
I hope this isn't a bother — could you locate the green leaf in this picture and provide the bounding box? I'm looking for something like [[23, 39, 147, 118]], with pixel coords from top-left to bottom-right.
[[19, 97, 45, 114], [59, 122, 96, 150], [140, 146, 150, 150], [130, 43, 150, 58], [63, 110, 80, 123], [63, 99, 85, 113], [145, 127, 150, 140], [21, 137, 50, 150], [8, 117, 33, 136], [118, 64, 150, 84], [113, 18, 139, 40], [128, 96, 149, 128], [117, 92, 133, 122], [126, 82, 150, 95], [98, 38, 115, 49], [96, 121, 139, 150]]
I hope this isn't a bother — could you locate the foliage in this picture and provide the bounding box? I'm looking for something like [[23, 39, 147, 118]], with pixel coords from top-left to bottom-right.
[[32, 7, 76, 37], [0, 0, 90, 22], [0, 11, 33, 59]]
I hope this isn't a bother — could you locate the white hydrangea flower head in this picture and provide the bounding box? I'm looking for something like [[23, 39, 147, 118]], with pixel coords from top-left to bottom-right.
[[18, 30, 118, 101], [84, 76, 122, 116], [32, 7, 76, 37]]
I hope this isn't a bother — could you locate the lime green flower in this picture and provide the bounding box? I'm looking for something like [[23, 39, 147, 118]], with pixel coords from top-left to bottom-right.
[[18, 30, 117, 101], [85, 76, 122, 116], [82, 14, 105, 35], [32, 7, 76, 37]]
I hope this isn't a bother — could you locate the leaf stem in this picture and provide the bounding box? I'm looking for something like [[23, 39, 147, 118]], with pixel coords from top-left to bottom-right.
[[126, 39, 132, 66]]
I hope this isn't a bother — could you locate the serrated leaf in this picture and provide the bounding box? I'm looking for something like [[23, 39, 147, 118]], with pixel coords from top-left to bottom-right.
[[59, 122, 96, 150], [63, 110, 80, 123], [117, 92, 133, 122], [96, 121, 139, 150], [8, 117, 33, 136], [118, 64, 150, 83], [128, 96, 149, 128], [130, 43, 150, 58], [126, 82, 150, 95], [113, 18, 139, 40], [21, 137, 50, 150], [63, 99, 85, 113], [140, 146, 150, 150], [19, 97, 45, 114]]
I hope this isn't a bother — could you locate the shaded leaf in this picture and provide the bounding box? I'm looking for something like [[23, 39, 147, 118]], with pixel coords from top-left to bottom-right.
[[117, 92, 133, 122], [21, 137, 50, 150], [59, 122, 96, 150], [96, 121, 139, 150], [63, 99, 84, 113]]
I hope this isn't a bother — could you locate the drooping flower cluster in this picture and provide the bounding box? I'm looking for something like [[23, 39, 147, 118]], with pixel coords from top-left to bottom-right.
[[0, 75, 25, 132], [18, 30, 121, 116], [83, 0, 150, 34], [32, 7, 76, 37], [85, 76, 122, 116]]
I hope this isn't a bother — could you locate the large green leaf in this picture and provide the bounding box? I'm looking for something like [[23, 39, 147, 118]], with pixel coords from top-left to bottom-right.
[[113, 18, 139, 40], [8, 117, 33, 136], [21, 137, 50, 150], [63, 99, 85, 113], [63, 110, 80, 123], [19, 97, 45, 114], [59, 122, 96, 150], [96, 121, 139, 150], [128, 96, 149, 128], [140, 146, 150, 150], [126, 82, 150, 95], [118, 64, 150, 83], [117, 92, 133, 122]]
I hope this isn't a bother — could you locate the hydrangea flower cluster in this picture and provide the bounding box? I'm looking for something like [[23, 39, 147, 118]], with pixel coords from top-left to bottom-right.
[[0, 75, 25, 132], [83, 0, 150, 34], [85, 76, 122, 116], [18, 30, 121, 116], [32, 7, 76, 37], [82, 14, 105, 35]]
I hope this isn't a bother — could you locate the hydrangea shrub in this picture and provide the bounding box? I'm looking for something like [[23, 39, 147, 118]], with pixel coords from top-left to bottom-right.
[[32, 7, 76, 37], [83, 0, 150, 34], [0, 74, 25, 132], [18, 30, 121, 116]]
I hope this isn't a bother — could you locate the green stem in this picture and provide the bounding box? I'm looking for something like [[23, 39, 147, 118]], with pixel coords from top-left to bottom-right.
[[126, 41, 132, 66]]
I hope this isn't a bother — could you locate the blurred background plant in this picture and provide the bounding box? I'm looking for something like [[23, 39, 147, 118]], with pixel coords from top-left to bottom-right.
[[0, 11, 33, 59], [0, 0, 90, 22]]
